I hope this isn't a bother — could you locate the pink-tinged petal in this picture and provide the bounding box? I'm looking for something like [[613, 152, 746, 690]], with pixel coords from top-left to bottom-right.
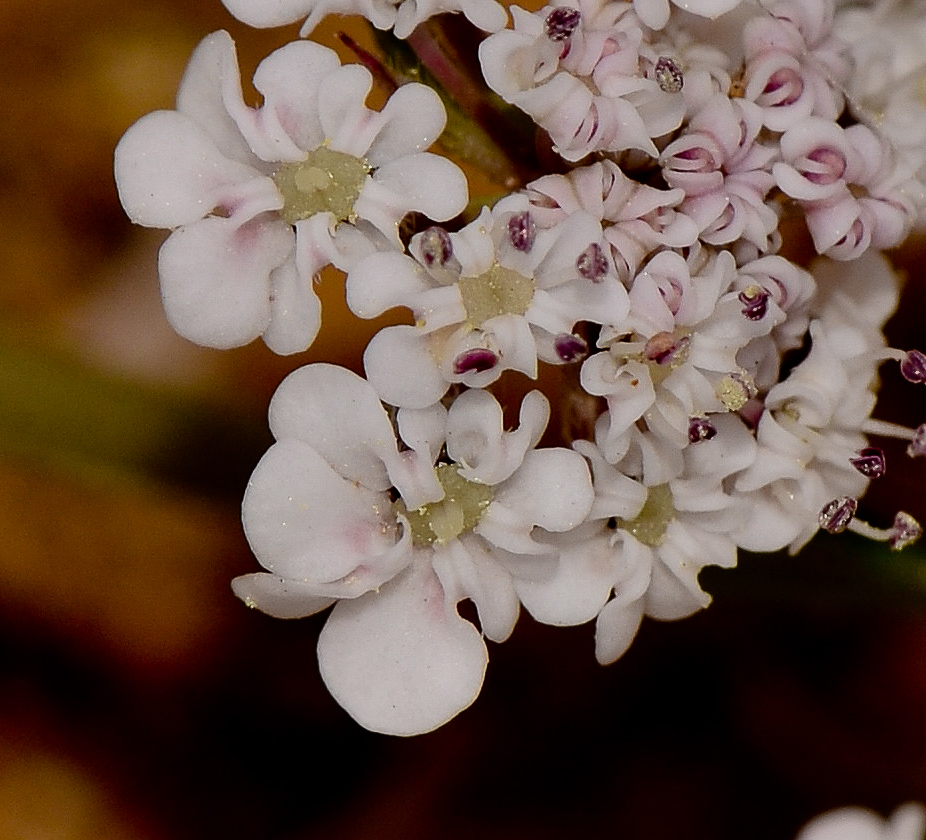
[[174, 31, 258, 167], [158, 214, 293, 349], [114, 111, 278, 229], [268, 364, 397, 491], [364, 325, 449, 409], [247, 40, 343, 158], [318, 562, 488, 735], [364, 153, 469, 224], [243, 439, 399, 582], [232, 573, 336, 619], [488, 448, 594, 535], [516, 529, 615, 626], [262, 259, 322, 355], [367, 84, 448, 165], [595, 595, 645, 664], [432, 537, 520, 643]]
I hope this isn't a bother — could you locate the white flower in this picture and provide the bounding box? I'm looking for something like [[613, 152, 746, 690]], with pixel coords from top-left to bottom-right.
[[233, 364, 593, 734], [479, 0, 687, 161], [114, 31, 467, 354], [348, 201, 629, 408], [221, 0, 508, 38], [795, 803, 926, 840], [517, 411, 756, 664], [733, 250, 899, 552]]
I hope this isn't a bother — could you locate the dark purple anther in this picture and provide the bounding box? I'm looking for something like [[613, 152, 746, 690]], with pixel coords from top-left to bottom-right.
[[554, 333, 588, 363], [576, 242, 609, 282], [890, 511, 922, 551], [544, 6, 581, 41], [644, 332, 691, 366], [453, 348, 499, 375], [688, 416, 717, 444], [654, 56, 684, 93], [850, 447, 886, 479], [900, 349, 926, 384], [738, 285, 770, 321], [907, 423, 926, 458], [420, 226, 454, 268], [508, 211, 536, 253], [818, 496, 857, 534]]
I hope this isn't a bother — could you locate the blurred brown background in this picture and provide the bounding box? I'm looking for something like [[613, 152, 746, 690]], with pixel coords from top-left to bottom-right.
[[1, 0, 926, 837]]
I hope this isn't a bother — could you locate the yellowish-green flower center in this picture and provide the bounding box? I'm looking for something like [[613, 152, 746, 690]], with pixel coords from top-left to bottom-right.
[[273, 145, 371, 225], [717, 372, 755, 411], [394, 463, 494, 547], [617, 483, 675, 547], [459, 263, 535, 328]]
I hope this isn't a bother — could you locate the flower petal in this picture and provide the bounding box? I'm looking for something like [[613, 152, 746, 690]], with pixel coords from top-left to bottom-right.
[[318, 562, 488, 735], [364, 325, 449, 408], [158, 214, 293, 349], [243, 439, 399, 582], [114, 110, 276, 229], [268, 364, 398, 491], [231, 573, 335, 619]]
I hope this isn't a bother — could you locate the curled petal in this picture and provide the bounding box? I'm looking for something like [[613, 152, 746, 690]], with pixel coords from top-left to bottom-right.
[[446, 389, 549, 485], [595, 595, 646, 664], [367, 83, 448, 164], [263, 259, 322, 355], [232, 573, 336, 619], [318, 563, 488, 735]]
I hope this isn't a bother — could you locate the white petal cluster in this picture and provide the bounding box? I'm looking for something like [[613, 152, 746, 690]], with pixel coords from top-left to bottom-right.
[[114, 0, 926, 735], [234, 364, 592, 734], [115, 31, 467, 354]]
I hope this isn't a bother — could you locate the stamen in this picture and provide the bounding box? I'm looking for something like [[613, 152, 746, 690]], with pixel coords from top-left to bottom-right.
[[688, 416, 718, 443], [420, 226, 455, 268], [453, 347, 499, 375], [544, 7, 581, 41], [654, 57, 684, 93], [900, 349, 926, 384], [859, 419, 926, 458], [849, 447, 886, 479], [717, 372, 756, 411], [554, 332, 588, 363], [507, 211, 536, 252], [643, 332, 691, 366], [738, 285, 770, 320], [818, 496, 857, 533], [845, 511, 923, 551], [576, 242, 609, 282]]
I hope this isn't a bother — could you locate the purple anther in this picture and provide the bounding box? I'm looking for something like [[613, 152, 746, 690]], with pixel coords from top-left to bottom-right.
[[907, 423, 926, 458], [818, 496, 858, 534], [890, 511, 922, 551], [654, 56, 684, 93], [508, 211, 536, 253], [644, 332, 691, 366], [544, 6, 581, 41], [453, 348, 499, 375], [738, 286, 770, 321], [688, 416, 717, 443], [576, 242, 609, 282], [419, 226, 454, 268], [900, 349, 926, 384], [554, 333, 588, 363], [850, 447, 886, 479]]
